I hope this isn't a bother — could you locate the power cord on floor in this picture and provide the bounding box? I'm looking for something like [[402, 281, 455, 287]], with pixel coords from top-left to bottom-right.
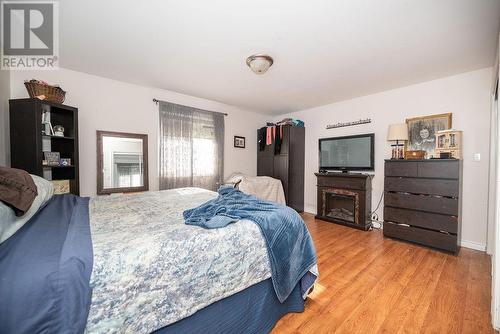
[[370, 216, 383, 230], [369, 191, 384, 230]]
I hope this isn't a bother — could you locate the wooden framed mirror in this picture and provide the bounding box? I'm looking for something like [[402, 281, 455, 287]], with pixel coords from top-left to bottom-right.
[[97, 130, 149, 195]]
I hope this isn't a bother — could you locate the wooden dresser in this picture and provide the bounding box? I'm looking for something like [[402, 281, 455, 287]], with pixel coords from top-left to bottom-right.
[[383, 159, 462, 254]]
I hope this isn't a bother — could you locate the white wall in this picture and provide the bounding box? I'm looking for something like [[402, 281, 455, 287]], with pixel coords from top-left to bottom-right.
[[276, 68, 492, 249], [0, 69, 10, 166], [9, 68, 267, 196]]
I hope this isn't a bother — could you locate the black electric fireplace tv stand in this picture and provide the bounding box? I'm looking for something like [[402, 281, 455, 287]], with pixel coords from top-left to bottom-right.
[[314, 172, 372, 231]]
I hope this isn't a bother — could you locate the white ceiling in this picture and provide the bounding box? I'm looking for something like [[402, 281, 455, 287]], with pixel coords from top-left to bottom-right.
[[59, 0, 500, 114]]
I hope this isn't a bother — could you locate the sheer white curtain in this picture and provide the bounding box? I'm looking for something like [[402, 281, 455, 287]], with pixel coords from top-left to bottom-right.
[[159, 101, 224, 191]]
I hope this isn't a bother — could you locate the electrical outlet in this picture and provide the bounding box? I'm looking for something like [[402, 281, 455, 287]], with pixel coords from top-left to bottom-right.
[[473, 153, 481, 161]]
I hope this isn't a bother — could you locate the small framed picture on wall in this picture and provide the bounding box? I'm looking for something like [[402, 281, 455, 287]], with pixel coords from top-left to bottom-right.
[[234, 136, 245, 148]]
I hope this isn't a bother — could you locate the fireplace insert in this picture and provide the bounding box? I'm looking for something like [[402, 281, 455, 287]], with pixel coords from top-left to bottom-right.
[[325, 193, 355, 223]]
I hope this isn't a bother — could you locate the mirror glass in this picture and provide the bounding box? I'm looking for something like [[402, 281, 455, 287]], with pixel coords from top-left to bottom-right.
[[97, 131, 148, 194]]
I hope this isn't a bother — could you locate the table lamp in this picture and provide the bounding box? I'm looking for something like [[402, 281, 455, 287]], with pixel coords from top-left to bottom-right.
[[387, 123, 409, 159]]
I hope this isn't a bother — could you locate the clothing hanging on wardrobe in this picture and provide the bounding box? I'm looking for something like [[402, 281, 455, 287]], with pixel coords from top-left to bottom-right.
[[274, 125, 283, 155], [257, 127, 266, 151], [260, 124, 284, 154]]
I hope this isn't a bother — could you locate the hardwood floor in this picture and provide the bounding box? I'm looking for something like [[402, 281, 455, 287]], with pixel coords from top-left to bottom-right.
[[273, 213, 496, 334]]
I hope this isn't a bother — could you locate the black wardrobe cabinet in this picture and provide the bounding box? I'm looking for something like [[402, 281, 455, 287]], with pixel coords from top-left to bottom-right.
[[257, 125, 305, 212]]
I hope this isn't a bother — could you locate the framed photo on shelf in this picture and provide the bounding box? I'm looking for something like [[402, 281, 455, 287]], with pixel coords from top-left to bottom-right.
[[44, 152, 60, 166], [405, 113, 452, 159], [234, 136, 245, 148]]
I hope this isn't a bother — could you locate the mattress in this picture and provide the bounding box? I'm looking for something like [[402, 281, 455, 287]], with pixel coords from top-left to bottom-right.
[[87, 188, 272, 333]]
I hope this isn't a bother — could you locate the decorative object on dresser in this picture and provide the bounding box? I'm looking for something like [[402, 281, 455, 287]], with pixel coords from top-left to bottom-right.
[[315, 173, 372, 230], [387, 123, 408, 159], [406, 113, 452, 159], [257, 125, 304, 212], [9, 98, 80, 195], [404, 150, 426, 160], [435, 129, 462, 159], [383, 159, 462, 254], [234, 136, 245, 148]]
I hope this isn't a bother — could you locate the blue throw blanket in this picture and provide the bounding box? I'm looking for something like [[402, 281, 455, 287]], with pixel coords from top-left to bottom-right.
[[183, 186, 317, 303], [0, 195, 92, 334]]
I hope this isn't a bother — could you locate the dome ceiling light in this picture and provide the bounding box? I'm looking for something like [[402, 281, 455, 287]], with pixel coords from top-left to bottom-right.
[[246, 54, 274, 75]]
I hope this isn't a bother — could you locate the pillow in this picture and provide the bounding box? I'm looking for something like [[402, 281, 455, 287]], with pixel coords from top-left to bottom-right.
[[0, 166, 38, 216], [0, 175, 54, 243], [219, 179, 242, 190], [224, 173, 245, 189]]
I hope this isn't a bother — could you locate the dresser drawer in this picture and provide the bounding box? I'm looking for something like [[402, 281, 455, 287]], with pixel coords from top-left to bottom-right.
[[417, 161, 459, 179], [385, 192, 458, 215], [384, 177, 459, 197], [384, 207, 457, 233], [383, 222, 458, 253], [385, 161, 417, 177]]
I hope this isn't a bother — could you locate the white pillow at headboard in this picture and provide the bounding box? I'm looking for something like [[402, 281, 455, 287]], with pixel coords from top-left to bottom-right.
[[0, 175, 54, 243]]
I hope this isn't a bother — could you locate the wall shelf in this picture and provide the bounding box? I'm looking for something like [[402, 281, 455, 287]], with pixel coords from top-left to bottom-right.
[[42, 135, 75, 140], [42, 165, 75, 169]]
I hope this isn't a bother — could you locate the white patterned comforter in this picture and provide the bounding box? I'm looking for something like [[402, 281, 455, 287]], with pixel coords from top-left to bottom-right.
[[86, 188, 271, 334]]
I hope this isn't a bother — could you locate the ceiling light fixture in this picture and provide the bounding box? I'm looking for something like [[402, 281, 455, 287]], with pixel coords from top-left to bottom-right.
[[246, 54, 274, 75]]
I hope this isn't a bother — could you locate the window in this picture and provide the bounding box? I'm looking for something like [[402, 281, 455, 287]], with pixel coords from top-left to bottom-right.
[[158, 101, 224, 191]]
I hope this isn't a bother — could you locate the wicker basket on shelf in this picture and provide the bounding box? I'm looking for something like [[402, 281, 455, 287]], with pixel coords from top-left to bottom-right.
[[24, 81, 66, 103]]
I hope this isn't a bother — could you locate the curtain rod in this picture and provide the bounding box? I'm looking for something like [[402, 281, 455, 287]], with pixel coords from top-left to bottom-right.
[[153, 98, 228, 116]]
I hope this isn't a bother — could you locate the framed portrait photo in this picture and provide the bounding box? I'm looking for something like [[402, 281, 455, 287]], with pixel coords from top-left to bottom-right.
[[234, 136, 245, 148], [406, 113, 452, 159]]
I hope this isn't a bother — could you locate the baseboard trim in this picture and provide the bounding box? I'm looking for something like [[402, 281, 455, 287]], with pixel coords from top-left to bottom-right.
[[304, 212, 487, 252], [460, 240, 486, 251], [304, 209, 487, 252], [304, 206, 317, 215]]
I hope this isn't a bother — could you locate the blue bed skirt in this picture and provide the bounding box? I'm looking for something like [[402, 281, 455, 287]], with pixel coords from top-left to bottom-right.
[[154, 278, 305, 334]]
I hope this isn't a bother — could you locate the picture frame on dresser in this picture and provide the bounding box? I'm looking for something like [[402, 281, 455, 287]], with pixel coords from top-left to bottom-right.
[[406, 113, 452, 159]]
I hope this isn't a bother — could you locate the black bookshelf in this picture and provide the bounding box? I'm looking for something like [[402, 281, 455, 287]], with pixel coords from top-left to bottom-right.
[[9, 98, 80, 195]]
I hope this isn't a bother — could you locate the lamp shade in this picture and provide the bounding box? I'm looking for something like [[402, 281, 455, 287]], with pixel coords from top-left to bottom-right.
[[387, 123, 409, 141]]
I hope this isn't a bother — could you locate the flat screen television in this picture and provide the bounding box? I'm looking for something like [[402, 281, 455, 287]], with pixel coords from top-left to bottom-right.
[[319, 133, 375, 171]]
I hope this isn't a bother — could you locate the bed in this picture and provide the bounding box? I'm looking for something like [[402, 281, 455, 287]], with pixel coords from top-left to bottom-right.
[[0, 186, 317, 334]]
